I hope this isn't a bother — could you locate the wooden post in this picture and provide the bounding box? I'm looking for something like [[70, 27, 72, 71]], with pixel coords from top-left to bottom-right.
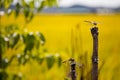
[[69, 58, 76, 80], [90, 27, 99, 80]]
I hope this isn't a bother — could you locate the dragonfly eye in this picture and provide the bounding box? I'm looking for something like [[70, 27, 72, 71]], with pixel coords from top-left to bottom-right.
[[93, 22, 97, 25]]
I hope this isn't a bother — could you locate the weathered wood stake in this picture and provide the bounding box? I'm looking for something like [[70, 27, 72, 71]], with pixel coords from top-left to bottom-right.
[[69, 58, 76, 80], [90, 26, 99, 80]]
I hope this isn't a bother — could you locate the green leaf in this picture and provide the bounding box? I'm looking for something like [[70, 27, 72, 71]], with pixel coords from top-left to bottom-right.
[[0, 0, 4, 9], [17, 54, 22, 65], [29, 12, 34, 20], [57, 57, 62, 67], [5, 25, 19, 34], [22, 0, 34, 22], [37, 1, 45, 12], [29, 0, 34, 8], [0, 71, 8, 80], [22, 58, 29, 65], [9, 33, 20, 48], [17, 54, 29, 65], [5, 0, 13, 16], [15, 3, 21, 17], [26, 12, 34, 23], [21, 34, 26, 43], [24, 5, 30, 18], [24, 33, 36, 53], [22, 0, 26, 6], [0, 34, 6, 54], [4, 0, 11, 9], [47, 0, 57, 7], [35, 39, 40, 49], [2, 58, 9, 69], [46, 55, 55, 69], [36, 32, 45, 45], [13, 74, 22, 80], [37, 57, 44, 65]]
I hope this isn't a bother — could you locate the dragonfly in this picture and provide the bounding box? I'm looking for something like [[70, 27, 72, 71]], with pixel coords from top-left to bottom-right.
[[84, 20, 98, 27]]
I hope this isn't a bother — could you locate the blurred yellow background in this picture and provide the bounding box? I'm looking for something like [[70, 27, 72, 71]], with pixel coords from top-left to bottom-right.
[[1, 13, 120, 80]]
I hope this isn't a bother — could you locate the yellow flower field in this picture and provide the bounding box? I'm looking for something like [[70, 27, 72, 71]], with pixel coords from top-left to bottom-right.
[[1, 13, 120, 80]]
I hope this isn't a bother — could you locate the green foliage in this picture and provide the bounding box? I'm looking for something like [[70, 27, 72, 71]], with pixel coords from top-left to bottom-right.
[[47, 0, 57, 7], [37, 57, 44, 65], [1, 0, 57, 22], [57, 56, 62, 67], [36, 32, 45, 45], [3, 25, 19, 35], [37, 1, 45, 11], [12, 74, 22, 80], [0, 25, 62, 80], [0, 70, 8, 80], [46, 55, 55, 69], [0, 35, 6, 54], [8, 33, 20, 48], [15, 3, 21, 17], [23, 33, 36, 53], [0, 0, 59, 80]]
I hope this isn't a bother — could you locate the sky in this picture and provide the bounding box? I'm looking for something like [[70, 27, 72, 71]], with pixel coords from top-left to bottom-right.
[[58, 0, 120, 8]]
